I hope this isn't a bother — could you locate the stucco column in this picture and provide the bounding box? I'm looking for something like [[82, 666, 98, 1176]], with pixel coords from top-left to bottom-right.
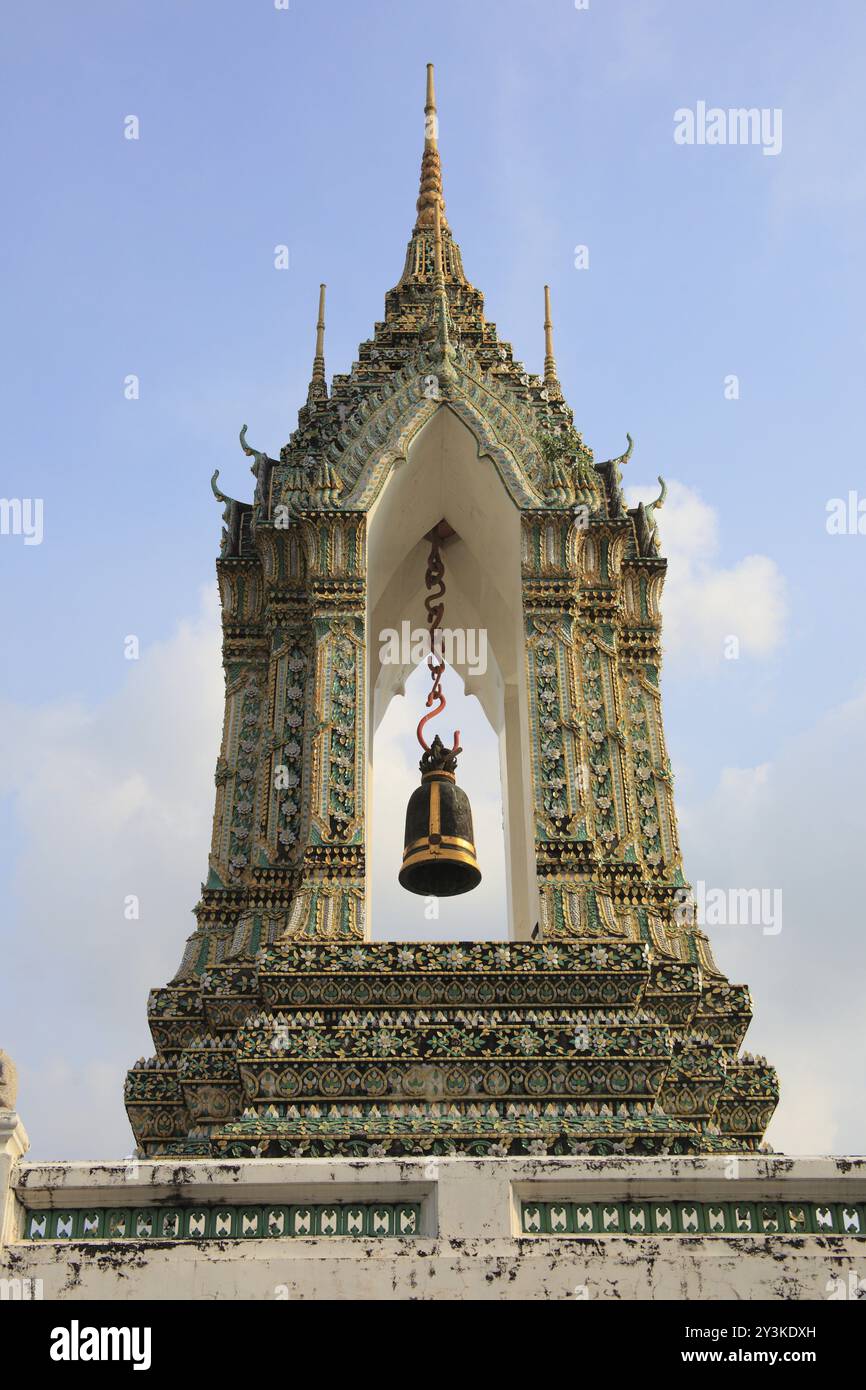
[[0, 1053, 29, 1251], [281, 512, 368, 939], [501, 682, 536, 939]]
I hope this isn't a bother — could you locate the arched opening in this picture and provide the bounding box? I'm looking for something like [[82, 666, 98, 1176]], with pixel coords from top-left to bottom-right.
[[371, 661, 507, 940], [366, 403, 538, 940]]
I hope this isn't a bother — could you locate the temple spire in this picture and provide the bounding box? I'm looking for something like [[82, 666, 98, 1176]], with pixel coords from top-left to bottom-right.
[[398, 63, 467, 289], [543, 284, 562, 397], [307, 282, 328, 404], [415, 63, 449, 231]]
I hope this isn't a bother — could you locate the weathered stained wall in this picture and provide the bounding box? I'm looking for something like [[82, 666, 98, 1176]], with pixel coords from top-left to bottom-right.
[[2, 1116, 863, 1301]]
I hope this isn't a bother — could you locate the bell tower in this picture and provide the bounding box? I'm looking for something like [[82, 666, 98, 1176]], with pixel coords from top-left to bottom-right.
[[125, 66, 778, 1161]]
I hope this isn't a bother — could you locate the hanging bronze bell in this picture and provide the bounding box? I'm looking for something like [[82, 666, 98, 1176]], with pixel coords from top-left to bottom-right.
[[398, 735, 482, 897]]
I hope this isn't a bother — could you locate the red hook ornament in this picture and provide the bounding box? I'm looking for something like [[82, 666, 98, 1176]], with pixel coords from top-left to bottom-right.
[[415, 525, 461, 755]]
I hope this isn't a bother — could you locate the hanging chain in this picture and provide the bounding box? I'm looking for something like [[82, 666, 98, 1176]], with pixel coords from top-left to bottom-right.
[[415, 530, 460, 753]]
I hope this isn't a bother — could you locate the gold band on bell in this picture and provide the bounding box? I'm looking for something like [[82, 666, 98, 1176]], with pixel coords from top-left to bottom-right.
[[403, 834, 478, 857], [400, 843, 481, 872]]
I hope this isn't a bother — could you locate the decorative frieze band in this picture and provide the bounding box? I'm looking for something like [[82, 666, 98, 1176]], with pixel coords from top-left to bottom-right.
[[24, 1202, 420, 1242], [521, 1199, 865, 1238]]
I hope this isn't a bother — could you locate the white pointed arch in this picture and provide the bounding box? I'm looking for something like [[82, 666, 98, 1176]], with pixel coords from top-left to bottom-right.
[[366, 401, 539, 940]]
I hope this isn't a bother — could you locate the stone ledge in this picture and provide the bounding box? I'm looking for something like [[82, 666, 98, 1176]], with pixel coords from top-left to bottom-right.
[[13, 1152, 866, 1196], [5, 1154, 865, 1300], [9, 1154, 866, 1236]]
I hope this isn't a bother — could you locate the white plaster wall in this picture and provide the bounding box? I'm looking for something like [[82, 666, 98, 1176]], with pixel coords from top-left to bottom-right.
[[6, 1230, 863, 1302], [3, 1141, 864, 1302]]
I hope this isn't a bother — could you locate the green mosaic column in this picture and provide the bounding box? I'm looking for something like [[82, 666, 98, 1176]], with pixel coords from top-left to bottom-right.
[[280, 511, 367, 939]]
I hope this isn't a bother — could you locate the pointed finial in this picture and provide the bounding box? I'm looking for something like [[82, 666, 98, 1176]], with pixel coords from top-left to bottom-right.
[[415, 63, 448, 231], [307, 283, 327, 404], [543, 285, 561, 393]]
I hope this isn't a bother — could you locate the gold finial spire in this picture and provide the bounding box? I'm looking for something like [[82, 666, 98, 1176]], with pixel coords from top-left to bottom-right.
[[307, 282, 327, 404], [433, 198, 445, 291], [433, 196, 451, 352], [415, 63, 448, 231], [543, 284, 561, 395]]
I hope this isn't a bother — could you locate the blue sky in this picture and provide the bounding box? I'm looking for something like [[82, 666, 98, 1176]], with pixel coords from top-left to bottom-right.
[[1, 0, 865, 1157]]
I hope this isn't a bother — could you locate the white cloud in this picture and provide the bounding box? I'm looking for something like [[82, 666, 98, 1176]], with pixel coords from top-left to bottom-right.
[[679, 686, 866, 1154], [0, 586, 224, 1159], [627, 480, 787, 667]]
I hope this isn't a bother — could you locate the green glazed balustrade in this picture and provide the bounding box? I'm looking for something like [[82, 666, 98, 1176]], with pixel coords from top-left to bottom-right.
[[23, 1202, 420, 1242], [521, 1199, 866, 1238]]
